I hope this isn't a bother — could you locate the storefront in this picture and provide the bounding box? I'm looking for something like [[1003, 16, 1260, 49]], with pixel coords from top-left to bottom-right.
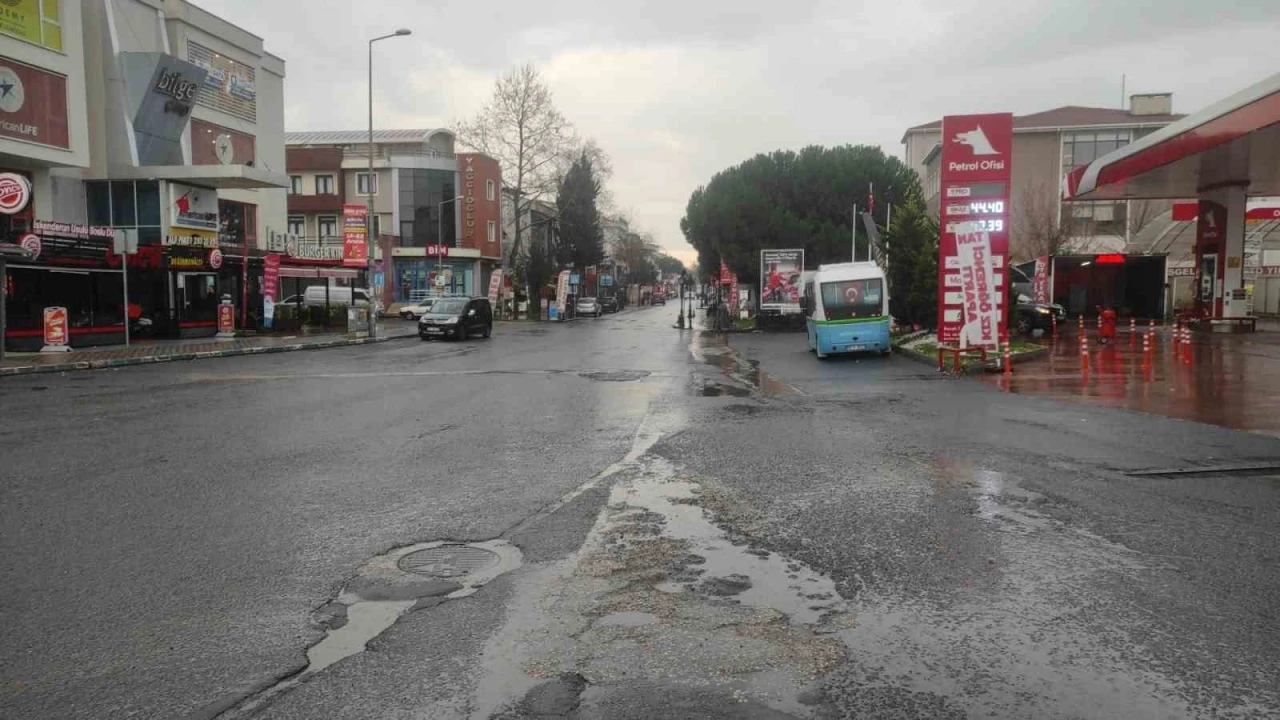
[[393, 256, 475, 301]]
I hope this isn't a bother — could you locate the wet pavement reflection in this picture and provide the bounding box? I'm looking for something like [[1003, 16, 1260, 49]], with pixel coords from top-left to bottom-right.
[[980, 326, 1280, 437]]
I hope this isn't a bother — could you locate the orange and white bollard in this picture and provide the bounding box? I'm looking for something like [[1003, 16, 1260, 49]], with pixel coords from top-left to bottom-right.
[[1003, 344, 1013, 376], [1142, 330, 1152, 370], [1051, 313, 1058, 339], [1173, 320, 1181, 348], [1080, 334, 1090, 372]]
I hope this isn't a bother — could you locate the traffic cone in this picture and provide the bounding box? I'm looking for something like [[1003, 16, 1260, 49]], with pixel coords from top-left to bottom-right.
[[1142, 331, 1151, 370], [1003, 344, 1012, 376], [1173, 320, 1181, 348], [1051, 313, 1058, 339], [1080, 335, 1089, 372]]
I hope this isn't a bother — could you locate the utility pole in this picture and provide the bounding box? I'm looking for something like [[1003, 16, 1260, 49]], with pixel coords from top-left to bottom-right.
[[367, 28, 411, 337]]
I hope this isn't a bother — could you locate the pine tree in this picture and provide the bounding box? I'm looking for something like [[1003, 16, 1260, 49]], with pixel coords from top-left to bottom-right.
[[556, 152, 604, 271], [884, 190, 939, 328]]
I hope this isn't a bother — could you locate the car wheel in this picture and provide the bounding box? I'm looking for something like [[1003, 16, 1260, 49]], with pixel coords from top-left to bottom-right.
[[420, 334, 430, 341], [483, 324, 492, 338]]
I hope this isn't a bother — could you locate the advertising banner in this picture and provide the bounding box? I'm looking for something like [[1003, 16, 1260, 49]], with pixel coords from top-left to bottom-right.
[[937, 112, 1012, 344], [555, 270, 571, 318], [171, 183, 219, 231], [41, 306, 68, 349], [954, 225, 999, 347], [218, 303, 235, 334], [342, 204, 368, 268], [0, 1, 63, 51], [0, 56, 70, 148], [487, 270, 503, 306], [1032, 256, 1049, 303], [760, 249, 804, 314], [0, 172, 31, 214], [262, 253, 280, 328]]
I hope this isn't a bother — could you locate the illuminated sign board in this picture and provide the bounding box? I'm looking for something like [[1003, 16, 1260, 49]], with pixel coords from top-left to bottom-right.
[[936, 113, 1013, 347]]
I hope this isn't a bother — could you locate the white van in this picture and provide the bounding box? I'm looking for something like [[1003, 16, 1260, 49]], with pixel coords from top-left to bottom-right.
[[303, 286, 378, 310]]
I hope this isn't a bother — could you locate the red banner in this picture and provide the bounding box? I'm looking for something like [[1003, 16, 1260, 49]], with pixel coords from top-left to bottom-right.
[[342, 204, 368, 268], [937, 113, 1013, 345], [0, 56, 71, 149], [42, 306, 68, 347], [1032, 256, 1049, 303], [262, 253, 280, 300]]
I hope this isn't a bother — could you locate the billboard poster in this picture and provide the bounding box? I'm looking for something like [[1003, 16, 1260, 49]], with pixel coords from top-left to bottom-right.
[[0, 57, 70, 148], [342, 204, 368, 268], [760, 249, 804, 314], [955, 225, 999, 347], [1033, 256, 1049, 303], [937, 113, 1012, 344], [262, 253, 280, 328], [42, 306, 68, 349]]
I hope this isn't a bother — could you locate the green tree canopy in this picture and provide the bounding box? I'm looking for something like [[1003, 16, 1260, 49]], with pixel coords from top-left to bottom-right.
[[655, 253, 686, 277], [555, 152, 605, 270], [680, 145, 920, 279]]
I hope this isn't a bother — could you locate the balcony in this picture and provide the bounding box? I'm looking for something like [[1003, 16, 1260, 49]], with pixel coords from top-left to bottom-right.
[[287, 193, 344, 213]]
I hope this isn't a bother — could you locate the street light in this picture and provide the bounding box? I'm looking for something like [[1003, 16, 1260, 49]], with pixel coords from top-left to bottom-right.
[[436, 195, 464, 295], [367, 27, 412, 338], [677, 269, 688, 329]]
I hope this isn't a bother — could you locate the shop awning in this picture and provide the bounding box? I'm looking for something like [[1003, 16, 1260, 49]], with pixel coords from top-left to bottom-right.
[[90, 164, 290, 190], [1064, 72, 1280, 201]]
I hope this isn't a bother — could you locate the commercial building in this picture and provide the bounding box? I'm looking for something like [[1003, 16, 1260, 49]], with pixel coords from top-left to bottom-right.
[[903, 95, 1184, 262], [2, 0, 287, 349], [283, 130, 503, 308]]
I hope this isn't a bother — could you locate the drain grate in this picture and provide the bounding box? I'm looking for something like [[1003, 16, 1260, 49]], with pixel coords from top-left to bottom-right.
[[397, 544, 500, 579]]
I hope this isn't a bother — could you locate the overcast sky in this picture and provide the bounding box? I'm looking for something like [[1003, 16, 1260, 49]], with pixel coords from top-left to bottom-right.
[[196, 0, 1280, 266]]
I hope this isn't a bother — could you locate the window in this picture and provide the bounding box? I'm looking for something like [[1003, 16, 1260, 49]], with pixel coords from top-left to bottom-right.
[[318, 216, 338, 239], [486, 179, 495, 201], [290, 176, 302, 194], [316, 175, 335, 195], [1061, 131, 1131, 236], [487, 220, 496, 244], [287, 216, 305, 236], [819, 279, 883, 321], [357, 173, 378, 195], [84, 180, 162, 244]]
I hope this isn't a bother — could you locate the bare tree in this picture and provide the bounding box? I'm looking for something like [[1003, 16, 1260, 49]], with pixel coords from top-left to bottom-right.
[[1126, 199, 1167, 245], [455, 64, 576, 315], [1014, 178, 1077, 260]]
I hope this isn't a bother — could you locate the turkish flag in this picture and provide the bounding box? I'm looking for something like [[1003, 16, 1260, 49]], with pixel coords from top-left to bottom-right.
[[176, 192, 191, 214]]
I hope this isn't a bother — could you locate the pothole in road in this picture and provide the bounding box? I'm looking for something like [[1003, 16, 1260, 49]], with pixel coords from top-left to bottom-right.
[[579, 370, 651, 382], [697, 381, 750, 397]]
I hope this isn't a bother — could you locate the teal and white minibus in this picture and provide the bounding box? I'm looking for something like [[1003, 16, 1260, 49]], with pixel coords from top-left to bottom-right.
[[803, 262, 890, 359]]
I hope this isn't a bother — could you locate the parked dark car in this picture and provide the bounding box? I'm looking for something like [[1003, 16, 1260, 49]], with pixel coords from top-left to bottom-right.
[[419, 297, 493, 340], [599, 295, 619, 313], [1014, 296, 1066, 335]]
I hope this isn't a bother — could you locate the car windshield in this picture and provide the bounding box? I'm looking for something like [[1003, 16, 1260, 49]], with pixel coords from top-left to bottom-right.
[[431, 299, 468, 314]]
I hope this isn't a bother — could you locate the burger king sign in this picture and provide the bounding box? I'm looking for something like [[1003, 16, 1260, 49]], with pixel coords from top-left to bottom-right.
[[0, 172, 31, 215]]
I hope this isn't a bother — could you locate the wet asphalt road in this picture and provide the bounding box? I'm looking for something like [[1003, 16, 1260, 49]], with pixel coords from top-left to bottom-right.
[[1, 307, 1278, 719]]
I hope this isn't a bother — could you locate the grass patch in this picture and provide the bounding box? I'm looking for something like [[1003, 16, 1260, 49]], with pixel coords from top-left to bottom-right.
[[735, 317, 756, 331]]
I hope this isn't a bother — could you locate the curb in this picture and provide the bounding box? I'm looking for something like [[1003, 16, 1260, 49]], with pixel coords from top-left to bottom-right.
[[891, 343, 1049, 376], [0, 332, 418, 378]]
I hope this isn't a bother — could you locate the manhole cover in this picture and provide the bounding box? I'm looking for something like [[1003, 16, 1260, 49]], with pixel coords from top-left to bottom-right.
[[579, 370, 650, 382], [398, 545, 500, 579]]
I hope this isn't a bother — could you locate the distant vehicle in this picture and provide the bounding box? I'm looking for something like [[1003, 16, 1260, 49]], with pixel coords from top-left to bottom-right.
[[278, 294, 304, 306], [300, 286, 383, 317], [599, 296, 619, 313], [419, 296, 492, 340], [802, 262, 890, 359], [399, 298, 436, 320], [1014, 294, 1066, 335], [576, 297, 602, 317], [652, 288, 666, 305]]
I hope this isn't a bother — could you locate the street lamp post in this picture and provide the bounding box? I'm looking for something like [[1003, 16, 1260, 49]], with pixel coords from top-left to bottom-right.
[[677, 269, 687, 329], [436, 195, 464, 295], [367, 28, 411, 338]]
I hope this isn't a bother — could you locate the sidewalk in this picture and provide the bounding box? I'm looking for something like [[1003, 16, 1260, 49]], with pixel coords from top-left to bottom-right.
[[0, 321, 419, 377]]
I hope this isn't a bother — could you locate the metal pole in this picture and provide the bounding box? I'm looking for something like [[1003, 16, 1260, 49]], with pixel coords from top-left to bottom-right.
[[367, 38, 376, 338], [852, 203, 858, 262], [437, 200, 442, 294], [240, 234, 248, 332], [122, 253, 130, 346]]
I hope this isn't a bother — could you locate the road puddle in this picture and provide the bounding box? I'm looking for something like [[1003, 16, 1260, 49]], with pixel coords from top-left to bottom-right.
[[689, 342, 798, 398], [472, 456, 853, 719]]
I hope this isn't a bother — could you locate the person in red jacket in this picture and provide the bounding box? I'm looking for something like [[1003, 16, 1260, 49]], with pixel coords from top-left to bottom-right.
[[1099, 305, 1117, 344]]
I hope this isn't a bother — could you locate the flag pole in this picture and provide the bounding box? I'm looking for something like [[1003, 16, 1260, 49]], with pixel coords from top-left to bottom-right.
[[851, 203, 858, 262]]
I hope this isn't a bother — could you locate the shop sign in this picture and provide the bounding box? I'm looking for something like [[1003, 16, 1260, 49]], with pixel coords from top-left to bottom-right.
[[33, 220, 115, 239], [463, 156, 476, 240], [262, 253, 280, 299], [42, 306, 68, 348], [163, 229, 219, 248], [208, 248, 223, 270], [1258, 266, 1280, 277], [218, 303, 235, 333], [1032, 256, 1049, 302], [227, 75, 256, 102], [555, 270, 570, 318], [342, 204, 368, 268], [171, 183, 219, 231], [0, 172, 31, 214], [18, 232, 39, 258], [0, 1, 62, 51], [425, 244, 450, 257], [286, 241, 343, 261]]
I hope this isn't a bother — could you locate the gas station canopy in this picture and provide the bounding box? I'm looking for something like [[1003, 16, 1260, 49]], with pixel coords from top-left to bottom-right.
[[1064, 73, 1280, 201]]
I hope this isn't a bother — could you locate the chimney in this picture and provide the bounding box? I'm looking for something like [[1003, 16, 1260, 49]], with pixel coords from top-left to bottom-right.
[[1129, 93, 1172, 116]]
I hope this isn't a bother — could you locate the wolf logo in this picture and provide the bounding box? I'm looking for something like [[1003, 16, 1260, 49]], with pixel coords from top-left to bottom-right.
[[953, 125, 1000, 156]]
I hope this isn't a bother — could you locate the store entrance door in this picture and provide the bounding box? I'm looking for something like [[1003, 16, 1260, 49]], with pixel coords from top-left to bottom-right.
[[171, 272, 218, 337]]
